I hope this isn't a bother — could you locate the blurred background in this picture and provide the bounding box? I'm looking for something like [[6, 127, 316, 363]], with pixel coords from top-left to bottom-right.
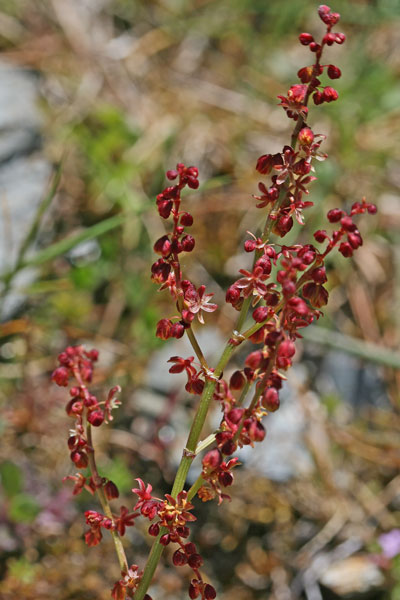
[[0, 0, 399, 598]]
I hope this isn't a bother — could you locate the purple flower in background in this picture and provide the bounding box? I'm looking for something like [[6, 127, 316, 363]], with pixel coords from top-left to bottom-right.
[[379, 529, 400, 559]]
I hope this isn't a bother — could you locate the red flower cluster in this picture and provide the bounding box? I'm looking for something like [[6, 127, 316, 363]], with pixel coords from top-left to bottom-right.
[[132, 480, 216, 600], [112, 565, 152, 600], [53, 7, 378, 600], [84, 506, 138, 547], [52, 346, 121, 471], [151, 163, 217, 340]]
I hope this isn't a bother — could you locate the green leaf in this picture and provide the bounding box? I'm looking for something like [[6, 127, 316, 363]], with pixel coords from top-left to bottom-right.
[[9, 493, 41, 523], [0, 461, 23, 498]]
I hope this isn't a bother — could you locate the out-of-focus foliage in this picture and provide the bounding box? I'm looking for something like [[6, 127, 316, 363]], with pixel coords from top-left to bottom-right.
[[0, 1, 399, 599]]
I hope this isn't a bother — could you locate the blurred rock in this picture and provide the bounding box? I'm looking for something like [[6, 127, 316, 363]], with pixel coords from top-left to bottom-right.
[[0, 61, 51, 319], [319, 555, 384, 597]]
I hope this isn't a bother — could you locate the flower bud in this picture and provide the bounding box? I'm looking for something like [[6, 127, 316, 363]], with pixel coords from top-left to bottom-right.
[[248, 420, 266, 442], [156, 318, 173, 340], [180, 212, 193, 226], [244, 239, 256, 252], [314, 229, 328, 243], [311, 266, 327, 284], [348, 232, 362, 249], [219, 471, 234, 487], [148, 523, 160, 537], [340, 215, 356, 231], [184, 542, 197, 555], [52, 366, 70, 387], [176, 526, 190, 538], [166, 169, 178, 180], [252, 306, 269, 323], [309, 42, 320, 52], [313, 91, 324, 105], [298, 127, 314, 146], [202, 449, 222, 469], [327, 208, 343, 223], [221, 439, 237, 456], [322, 86, 338, 102], [256, 154, 273, 174], [299, 32, 314, 45], [278, 339, 296, 359], [323, 32, 336, 46], [327, 64, 341, 79], [160, 533, 170, 546], [105, 480, 119, 500], [87, 409, 105, 427], [181, 235, 195, 252], [227, 408, 244, 424], [226, 285, 240, 305], [71, 450, 88, 469], [339, 242, 353, 257], [229, 370, 245, 390], [188, 553, 203, 569], [261, 388, 280, 412], [171, 322, 185, 339], [204, 584, 217, 600], [173, 550, 188, 566], [245, 350, 263, 369], [298, 66, 314, 83]]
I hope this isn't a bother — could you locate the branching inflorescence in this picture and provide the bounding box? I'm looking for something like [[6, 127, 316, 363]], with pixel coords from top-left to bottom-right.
[[52, 6, 376, 600]]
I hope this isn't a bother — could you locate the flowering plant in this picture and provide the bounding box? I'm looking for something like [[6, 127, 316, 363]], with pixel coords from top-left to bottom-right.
[[52, 5, 376, 599]]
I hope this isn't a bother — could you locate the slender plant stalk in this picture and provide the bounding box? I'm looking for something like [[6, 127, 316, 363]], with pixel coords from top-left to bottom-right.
[[86, 423, 129, 573]]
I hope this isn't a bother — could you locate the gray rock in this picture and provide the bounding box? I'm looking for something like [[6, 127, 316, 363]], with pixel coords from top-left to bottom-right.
[[0, 61, 51, 319]]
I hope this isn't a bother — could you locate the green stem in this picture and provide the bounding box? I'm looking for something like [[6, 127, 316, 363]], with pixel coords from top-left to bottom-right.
[[86, 424, 129, 573], [187, 474, 206, 502]]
